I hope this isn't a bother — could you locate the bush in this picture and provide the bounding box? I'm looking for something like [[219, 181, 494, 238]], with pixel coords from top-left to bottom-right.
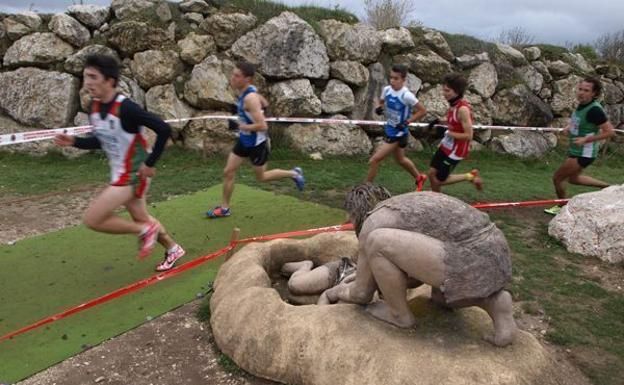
[[440, 31, 496, 57], [496, 26, 535, 48], [534, 43, 569, 61], [363, 0, 418, 29], [594, 29, 624, 64], [571, 44, 599, 61]]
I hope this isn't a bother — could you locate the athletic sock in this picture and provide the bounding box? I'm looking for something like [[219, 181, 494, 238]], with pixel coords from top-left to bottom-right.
[[167, 244, 179, 254]]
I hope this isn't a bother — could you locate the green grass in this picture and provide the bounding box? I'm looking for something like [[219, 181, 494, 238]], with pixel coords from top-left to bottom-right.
[[216, 0, 357, 31], [440, 31, 497, 57], [2, 144, 624, 384], [0, 184, 344, 383], [535, 43, 570, 62]]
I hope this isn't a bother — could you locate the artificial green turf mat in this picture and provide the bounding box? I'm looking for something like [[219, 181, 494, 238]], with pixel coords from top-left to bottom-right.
[[0, 184, 345, 382]]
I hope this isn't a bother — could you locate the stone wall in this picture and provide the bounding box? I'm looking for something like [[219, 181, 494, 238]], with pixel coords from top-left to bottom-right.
[[0, 0, 623, 157]]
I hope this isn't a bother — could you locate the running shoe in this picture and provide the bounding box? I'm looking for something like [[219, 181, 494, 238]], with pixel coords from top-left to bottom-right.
[[544, 205, 562, 215], [415, 174, 428, 192], [138, 221, 160, 259], [206, 206, 231, 218], [292, 166, 305, 191], [470, 169, 483, 191], [155, 244, 186, 272]]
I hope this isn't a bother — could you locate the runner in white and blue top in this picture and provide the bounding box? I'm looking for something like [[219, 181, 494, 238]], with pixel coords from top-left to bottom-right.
[[366, 64, 428, 191], [206, 61, 306, 219]]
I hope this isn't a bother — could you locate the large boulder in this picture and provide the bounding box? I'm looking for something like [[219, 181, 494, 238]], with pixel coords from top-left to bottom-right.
[[395, 51, 452, 84], [465, 91, 494, 127], [105, 21, 173, 57], [522, 46, 541, 61], [131, 49, 183, 89], [211, 232, 590, 385], [284, 115, 371, 156], [531, 61, 553, 83], [179, 0, 215, 15], [563, 53, 593, 73], [145, 84, 195, 130], [455, 52, 489, 70], [269, 79, 322, 117], [3, 12, 41, 40], [329, 61, 369, 87], [67, 4, 111, 29], [64, 44, 121, 75], [2, 18, 31, 41], [0, 67, 79, 127], [111, 0, 157, 20], [490, 131, 557, 158], [379, 27, 414, 54], [353, 62, 386, 120], [494, 43, 527, 66], [183, 111, 236, 154], [49, 13, 91, 47], [3, 32, 75, 67], [468, 62, 498, 98], [551, 75, 582, 116], [603, 80, 624, 105], [406, 73, 423, 94], [604, 104, 624, 128], [184, 55, 236, 109], [549, 185, 624, 264], [493, 84, 553, 127], [177, 32, 216, 65], [422, 27, 454, 61], [318, 20, 382, 64], [515, 65, 544, 93], [231, 12, 329, 80], [200, 12, 256, 49], [417, 84, 447, 120], [321, 80, 354, 114], [547, 60, 572, 77]]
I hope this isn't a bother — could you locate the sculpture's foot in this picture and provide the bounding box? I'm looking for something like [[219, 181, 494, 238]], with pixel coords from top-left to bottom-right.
[[365, 300, 416, 328], [481, 290, 517, 347], [281, 260, 313, 277]]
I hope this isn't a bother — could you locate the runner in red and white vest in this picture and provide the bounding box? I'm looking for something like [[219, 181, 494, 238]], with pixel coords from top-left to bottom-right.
[[54, 54, 184, 272], [427, 73, 483, 192]]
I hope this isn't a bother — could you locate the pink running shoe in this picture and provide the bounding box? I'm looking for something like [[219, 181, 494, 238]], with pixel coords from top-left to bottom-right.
[[415, 174, 428, 192], [470, 169, 483, 191], [138, 222, 160, 259], [155, 244, 186, 272]]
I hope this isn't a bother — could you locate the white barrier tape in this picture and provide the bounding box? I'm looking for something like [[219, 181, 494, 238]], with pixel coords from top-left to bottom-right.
[[1, 114, 622, 146]]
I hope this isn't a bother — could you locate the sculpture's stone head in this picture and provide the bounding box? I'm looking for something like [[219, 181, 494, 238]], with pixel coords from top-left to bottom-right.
[[344, 183, 391, 236]]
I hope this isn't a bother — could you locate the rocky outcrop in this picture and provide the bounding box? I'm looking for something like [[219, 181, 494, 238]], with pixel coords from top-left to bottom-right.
[[200, 12, 256, 49], [549, 185, 624, 264], [321, 80, 354, 114], [284, 115, 371, 156], [231, 12, 329, 79], [106, 21, 173, 57], [379, 27, 414, 53], [177, 32, 216, 65], [269, 79, 322, 117], [493, 84, 553, 126], [145, 84, 195, 130], [0, 67, 79, 127], [48, 14, 91, 47], [422, 28, 454, 61], [131, 49, 183, 89], [67, 4, 111, 29], [469, 62, 498, 98], [318, 20, 382, 64], [395, 51, 452, 84], [184, 55, 236, 109], [490, 131, 557, 158], [4, 33, 74, 67]]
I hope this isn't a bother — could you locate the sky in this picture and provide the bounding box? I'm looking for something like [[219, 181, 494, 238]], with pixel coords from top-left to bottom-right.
[[1, 0, 622, 45]]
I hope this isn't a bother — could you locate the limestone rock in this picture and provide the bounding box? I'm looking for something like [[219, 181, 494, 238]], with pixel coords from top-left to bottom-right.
[[603, 80, 624, 105], [465, 91, 494, 127], [563, 53, 593, 73], [515, 65, 544, 93], [353, 62, 386, 120], [106, 21, 173, 57], [329, 61, 369, 87], [596, 64, 621, 80], [455, 52, 489, 70], [522, 46, 541, 61], [67, 4, 111, 29], [269, 79, 322, 117], [49, 13, 91, 47], [64, 44, 121, 75], [547, 60, 572, 77], [145, 84, 195, 130], [118, 75, 146, 108], [493, 84, 553, 126], [179, 0, 215, 15], [231, 12, 328, 79], [184, 55, 236, 109], [2, 18, 31, 41], [490, 131, 557, 158], [531, 61, 553, 83], [201, 12, 256, 49], [551, 75, 582, 116], [284, 115, 371, 156], [321, 80, 354, 114], [0, 67, 79, 127], [177, 32, 215, 65], [3, 13, 41, 40], [211, 233, 590, 385], [318, 20, 382, 64], [183, 111, 236, 154], [111, 0, 156, 20], [131, 50, 183, 89], [406, 73, 423, 94], [418, 84, 447, 120], [3, 33, 74, 67], [183, 12, 204, 25], [604, 104, 624, 128], [549, 185, 624, 263], [494, 43, 527, 66], [422, 27, 454, 61], [395, 51, 452, 84], [8, 11, 41, 30], [468, 62, 498, 98], [379, 27, 414, 53]]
